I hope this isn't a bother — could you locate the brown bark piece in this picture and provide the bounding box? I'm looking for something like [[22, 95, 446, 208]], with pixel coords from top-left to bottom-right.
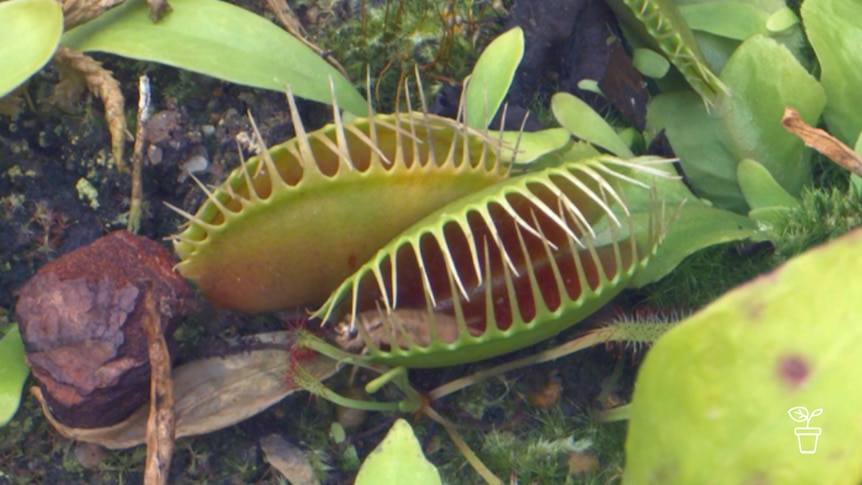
[[15, 231, 192, 428]]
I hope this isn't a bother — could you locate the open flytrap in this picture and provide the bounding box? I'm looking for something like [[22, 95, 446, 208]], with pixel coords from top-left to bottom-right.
[[317, 155, 673, 368]]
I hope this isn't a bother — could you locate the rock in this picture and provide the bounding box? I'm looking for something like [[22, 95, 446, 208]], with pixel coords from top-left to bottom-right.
[[15, 230, 193, 429]]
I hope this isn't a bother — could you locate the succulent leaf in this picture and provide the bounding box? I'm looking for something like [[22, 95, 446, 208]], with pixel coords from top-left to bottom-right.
[[316, 156, 671, 367], [171, 95, 513, 313]]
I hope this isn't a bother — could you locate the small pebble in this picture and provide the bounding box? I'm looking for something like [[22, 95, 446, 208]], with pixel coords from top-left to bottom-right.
[[178, 154, 209, 182], [260, 434, 318, 485], [74, 442, 107, 470]]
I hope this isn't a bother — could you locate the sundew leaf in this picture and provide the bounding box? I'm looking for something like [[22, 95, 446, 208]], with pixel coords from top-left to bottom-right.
[[355, 419, 441, 485], [0, 0, 63, 98], [802, 0, 862, 146], [61, 0, 367, 116], [0, 326, 29, 426], [624, 226, 862, 484], [647, 35, 825, 212], [464, 27, 524, 129]]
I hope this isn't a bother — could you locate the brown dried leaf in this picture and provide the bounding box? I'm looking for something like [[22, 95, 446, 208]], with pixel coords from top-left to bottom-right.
[[782, 106, 862, 176], [53, 46, 129, 171], [62, 0, 126, 30], [50, 61, 88, 113], [33, 331, 340, 449], [142, 288, 174, 485], [260, 434, 319, 485]]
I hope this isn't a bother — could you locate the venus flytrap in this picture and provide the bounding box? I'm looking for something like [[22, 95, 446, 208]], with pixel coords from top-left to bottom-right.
[[604, 0, 728, 105], [166, 27, 691, 481]]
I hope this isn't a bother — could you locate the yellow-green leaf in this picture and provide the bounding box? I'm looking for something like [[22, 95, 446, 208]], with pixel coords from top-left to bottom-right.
[[0, 0, 63, 97], [552, 92, 634, 158], [355, 419, 441, 485], [464, 27, 524, 129], [625, 227, 862, 484], [0, 326, 29, 426]]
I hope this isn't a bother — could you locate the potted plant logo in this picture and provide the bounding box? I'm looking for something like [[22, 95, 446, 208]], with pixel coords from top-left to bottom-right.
[[788, 406, 822, 454]]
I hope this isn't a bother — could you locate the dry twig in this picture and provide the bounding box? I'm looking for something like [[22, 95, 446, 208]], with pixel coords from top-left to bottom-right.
[[782, 107, 862, 177], [128, 75, 151, 234], [141, 285, 175, 485]]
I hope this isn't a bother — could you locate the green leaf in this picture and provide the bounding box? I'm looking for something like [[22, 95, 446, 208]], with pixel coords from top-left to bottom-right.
[[679, 2, 769, 41], [766, 8, 799, 34], [551, 92, 634, 158], [802, 0, 862, 145], [528, 140, 602, 171], [632, 203, 759, 287], [61, 0, 367, 116], [632, 48, 670, 79], [0, 326, 29, 427], [618, 163, 759, 287], [355, 419, 441, 485], [647, 35, 825, 212], [737, 158, 800, 211], [625, 226, 862, 484], [464, 27, 524, 129], [0, 0, 63, 98], [501, 127, 571, 166]]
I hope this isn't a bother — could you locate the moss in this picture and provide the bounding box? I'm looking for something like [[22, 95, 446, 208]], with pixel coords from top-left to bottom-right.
[[299, 0, 504, 112], [773, 185, 862, 260], [642, 180, 862, 312], [74, 178, 100, 210], [427, 403, 626, 484], [641, 243, 774, 311]]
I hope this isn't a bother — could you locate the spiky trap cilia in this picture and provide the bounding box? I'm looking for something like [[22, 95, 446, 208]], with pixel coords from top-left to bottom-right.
[[171, 82, 674, 368]]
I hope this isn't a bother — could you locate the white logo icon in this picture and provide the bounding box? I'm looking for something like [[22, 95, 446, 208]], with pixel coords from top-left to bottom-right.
[[788, 406, 822, 454]]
